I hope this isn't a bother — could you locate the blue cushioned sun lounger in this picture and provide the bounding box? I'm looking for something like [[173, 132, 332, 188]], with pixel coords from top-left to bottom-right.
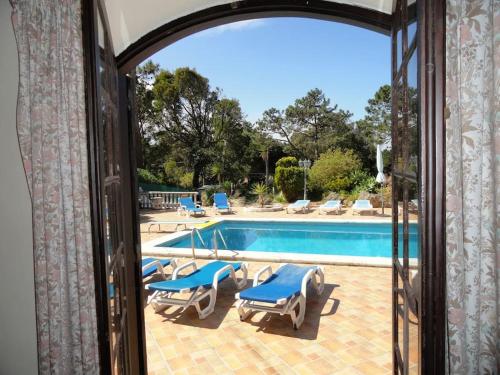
[[319, 200, 342, 215], [146, 260, 247, 319], [178, 197, 205, 217], [213, 192, 232, 214], [142, 257, 177, 279], [352, 199, 375, 215], [235, 264, 324, 329], [286, 200, 311, 214]]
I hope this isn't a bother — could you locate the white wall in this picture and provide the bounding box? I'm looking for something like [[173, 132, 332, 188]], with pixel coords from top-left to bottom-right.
[[0, 1, 39, 374]]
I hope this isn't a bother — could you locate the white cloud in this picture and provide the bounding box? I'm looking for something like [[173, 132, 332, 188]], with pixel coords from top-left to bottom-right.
[[195, 19, 266, 37]]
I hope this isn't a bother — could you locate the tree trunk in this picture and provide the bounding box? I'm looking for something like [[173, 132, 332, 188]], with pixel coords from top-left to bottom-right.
[[265, 149, 269, 185], [192, 166, 201, 189]]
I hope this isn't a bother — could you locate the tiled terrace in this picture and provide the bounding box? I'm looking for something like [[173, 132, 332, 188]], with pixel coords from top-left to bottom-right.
[[144, 260, 393, 375], [140, 208, 410, 374]]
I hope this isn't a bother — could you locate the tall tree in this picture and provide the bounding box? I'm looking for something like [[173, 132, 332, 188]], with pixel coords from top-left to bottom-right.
[[285, 88, 352, 160], [152, 67, 219, 188], [357, 84, 391, 145], [135, 61, 160, 168], [257, 89, 352, 160], [211, 98, 253, 184]]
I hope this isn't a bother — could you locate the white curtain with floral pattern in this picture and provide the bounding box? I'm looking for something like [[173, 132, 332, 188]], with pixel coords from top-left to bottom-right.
[[445, 0, 499, 373], [10, 0, 100, 373]]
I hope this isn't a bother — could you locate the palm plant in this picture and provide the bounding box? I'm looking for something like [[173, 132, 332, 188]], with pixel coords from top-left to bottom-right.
[[252, 182, 268, 208]]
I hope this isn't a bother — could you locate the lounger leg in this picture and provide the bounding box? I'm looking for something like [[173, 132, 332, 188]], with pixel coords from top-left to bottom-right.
[[195, 288, 217, 319], [237, 300, 252, 321], [150, 292, 170, 313], [289, 295, 306, 330], [233, 263, 248, 289]]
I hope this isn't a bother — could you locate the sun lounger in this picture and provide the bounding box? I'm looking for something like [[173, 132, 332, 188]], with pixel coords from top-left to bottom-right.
[[145, 219, 207, 233], [286, 200, 311, 214], [319, 200, 342, 215], [142, 257, 177, 279], [146, 260, 248, 319], [178, 197, 205, 217], [235, 264, 324, 329], [213, 192, 232, 214], [352, 199, 375, 215]]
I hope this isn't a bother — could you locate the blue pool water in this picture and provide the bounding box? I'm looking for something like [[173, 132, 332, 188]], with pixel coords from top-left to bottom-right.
[[157, 220, 419, 258]]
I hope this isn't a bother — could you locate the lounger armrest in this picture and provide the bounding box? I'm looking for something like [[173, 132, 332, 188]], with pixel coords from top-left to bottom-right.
[[170, 258, 178, 271], [301, 269, 316, 298], [212, 264, 235, 290], [172, 261, 197, 280], [142, 260, 167, 279], [253, 265, 273, 287]]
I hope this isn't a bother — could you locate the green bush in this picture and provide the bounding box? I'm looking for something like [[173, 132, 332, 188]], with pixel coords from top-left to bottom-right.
[[309, 150, 362, 193], [274, 157, 304, 202], [137, 168, 162, 184], [221, 181, 232, 195], [273, 191, 288, 204], [349, 170, 378, 194], [179, 172, 193, 189], [201, 186, 218, 206], [276, 156, 299, 168]]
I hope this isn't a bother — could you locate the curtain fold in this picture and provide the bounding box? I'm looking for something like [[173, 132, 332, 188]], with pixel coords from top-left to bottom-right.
[[10, 0, 99, 373], [445, 0, 499, 374]]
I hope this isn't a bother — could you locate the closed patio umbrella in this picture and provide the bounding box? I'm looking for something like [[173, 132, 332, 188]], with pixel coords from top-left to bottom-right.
[[375, 144, 386, 214]]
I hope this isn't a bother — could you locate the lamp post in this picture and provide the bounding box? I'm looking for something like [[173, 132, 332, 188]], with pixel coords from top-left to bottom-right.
[[298, 159, 311, 200]]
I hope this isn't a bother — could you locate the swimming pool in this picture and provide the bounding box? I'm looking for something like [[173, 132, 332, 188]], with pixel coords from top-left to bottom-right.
[[156, 220, 419, 258]]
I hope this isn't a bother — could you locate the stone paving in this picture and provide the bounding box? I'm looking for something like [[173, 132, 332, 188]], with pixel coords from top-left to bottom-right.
[[144, 259, 396, 375], [141, 208, 418, 374]]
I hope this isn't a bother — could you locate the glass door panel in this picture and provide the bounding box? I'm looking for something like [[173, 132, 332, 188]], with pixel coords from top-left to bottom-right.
[[392, 0, 421, 373]]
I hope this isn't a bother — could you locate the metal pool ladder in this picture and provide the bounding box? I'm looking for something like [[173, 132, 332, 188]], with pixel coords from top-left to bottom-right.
[[190, 228, 234, 259]]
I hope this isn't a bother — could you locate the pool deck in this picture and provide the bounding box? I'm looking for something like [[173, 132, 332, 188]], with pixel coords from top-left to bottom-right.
[[141, 207, 418, 374], [144, 259, 398, 375]]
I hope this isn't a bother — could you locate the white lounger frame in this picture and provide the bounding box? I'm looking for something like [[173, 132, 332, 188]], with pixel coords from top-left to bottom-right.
[[213, 202, 232, 214], [146, 260, 248, 319], [235, 264, 324, 329], [286, 204, 310, 214], [142, 258, 177, 280], [146, 220, 206, 233], [319, 204, 342, 215], [177, 203, 206, 217], [352, 207, 376, 215]]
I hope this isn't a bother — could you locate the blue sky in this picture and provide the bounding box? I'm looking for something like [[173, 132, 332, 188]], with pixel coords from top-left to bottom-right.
[[150, 17, 390, 123]]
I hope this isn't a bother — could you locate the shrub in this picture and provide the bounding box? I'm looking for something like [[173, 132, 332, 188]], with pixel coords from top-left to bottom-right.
[[343, 191, 360, 207], [309, 150, 362, 193], [273, 191, 287, 204], [276, 156, 299, 168], [201, 186, 218, 206], [163, 159, 182, 185], [137, 168, 162, 184], [221, 181, 232, 195], [179, 172, 193, 189], [274, 157, 304, 202], [251, 182, 268, 208], [350, 171, 378, 195]]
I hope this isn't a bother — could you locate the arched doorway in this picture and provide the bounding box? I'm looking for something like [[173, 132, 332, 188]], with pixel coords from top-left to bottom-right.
[[83, 1, 445, 373]]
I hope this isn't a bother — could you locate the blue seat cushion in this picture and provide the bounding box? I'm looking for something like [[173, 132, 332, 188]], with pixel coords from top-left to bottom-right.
[[214, 193, 230, 209], [142, 258, 171, 278], [148, 261, 242, 293], [239, 264, 315, 304]]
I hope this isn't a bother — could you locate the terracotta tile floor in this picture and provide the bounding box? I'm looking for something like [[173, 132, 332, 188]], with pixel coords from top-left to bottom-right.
[[144, 260, 395, 375]]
